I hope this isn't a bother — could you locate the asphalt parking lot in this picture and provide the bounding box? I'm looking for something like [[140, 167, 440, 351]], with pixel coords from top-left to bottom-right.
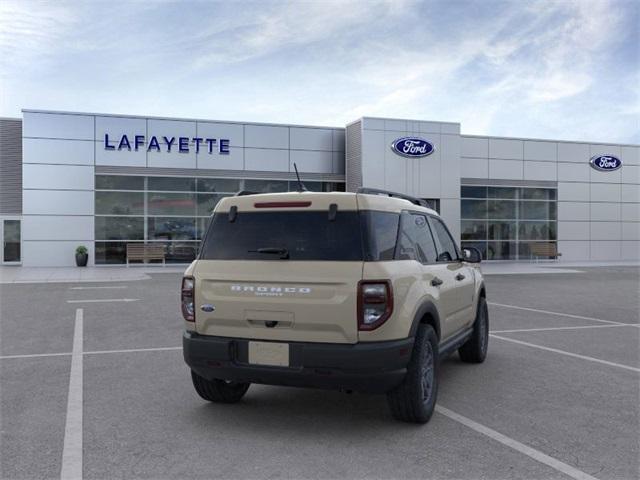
[[1, 266, 638, 480]]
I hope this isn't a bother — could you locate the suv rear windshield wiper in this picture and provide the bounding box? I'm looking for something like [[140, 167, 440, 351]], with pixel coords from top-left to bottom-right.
[[248, 247, 290, 259]]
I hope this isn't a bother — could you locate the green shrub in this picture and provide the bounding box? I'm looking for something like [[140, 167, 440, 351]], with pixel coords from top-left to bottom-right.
[[75, 245, 88, 255]]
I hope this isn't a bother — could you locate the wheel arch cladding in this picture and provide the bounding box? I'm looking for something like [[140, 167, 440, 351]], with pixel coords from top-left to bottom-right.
[[410, 302, 441, 340]]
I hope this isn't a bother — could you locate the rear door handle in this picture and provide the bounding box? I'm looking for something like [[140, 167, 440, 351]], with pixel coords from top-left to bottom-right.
[[431, 277, 443, 287], [455, 273, 466, 281]]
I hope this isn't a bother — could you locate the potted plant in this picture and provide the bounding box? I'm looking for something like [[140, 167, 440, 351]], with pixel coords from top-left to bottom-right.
[[75, 245, 88, 267]]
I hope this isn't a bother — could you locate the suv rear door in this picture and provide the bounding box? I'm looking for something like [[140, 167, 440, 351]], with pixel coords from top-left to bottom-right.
[[428, 216, 476, 335], [193, 195, 363, 344]]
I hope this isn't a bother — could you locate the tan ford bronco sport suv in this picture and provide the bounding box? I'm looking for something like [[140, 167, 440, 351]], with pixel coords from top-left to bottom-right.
[[182, 187, 488, 423]]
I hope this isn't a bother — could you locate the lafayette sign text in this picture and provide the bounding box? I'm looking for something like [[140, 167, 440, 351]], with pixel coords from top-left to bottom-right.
[[104, 134, 230, 154]]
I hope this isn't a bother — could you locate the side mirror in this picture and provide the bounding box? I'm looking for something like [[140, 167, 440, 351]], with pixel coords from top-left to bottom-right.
[[462, 247, 482, 263]]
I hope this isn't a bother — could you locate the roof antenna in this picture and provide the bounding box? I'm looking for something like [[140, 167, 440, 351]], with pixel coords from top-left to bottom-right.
[[293, 163, 308, 192]]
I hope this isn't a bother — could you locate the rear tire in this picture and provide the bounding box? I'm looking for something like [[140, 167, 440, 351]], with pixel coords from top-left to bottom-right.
[[191, 371, 250, 403], [458, 297, 489, 363], [386, 324, 438, 424]]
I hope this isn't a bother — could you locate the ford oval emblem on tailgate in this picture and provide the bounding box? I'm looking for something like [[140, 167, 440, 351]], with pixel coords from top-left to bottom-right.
[[200, 304, 215, 312]]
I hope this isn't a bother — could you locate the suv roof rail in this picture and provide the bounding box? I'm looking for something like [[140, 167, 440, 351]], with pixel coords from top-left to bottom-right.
[[234, 190, 260, 196], [357, 187, 429, 208]]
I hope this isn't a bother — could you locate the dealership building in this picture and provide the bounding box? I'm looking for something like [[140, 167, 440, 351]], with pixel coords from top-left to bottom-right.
[[0, 109, 638, 267]]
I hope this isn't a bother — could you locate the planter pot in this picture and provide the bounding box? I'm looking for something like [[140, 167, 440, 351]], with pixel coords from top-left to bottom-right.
[[75, 253, 88, 267]]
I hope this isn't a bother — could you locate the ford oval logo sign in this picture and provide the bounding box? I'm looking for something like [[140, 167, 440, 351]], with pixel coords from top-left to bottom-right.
[[391, 137, 435, 158], [590, 155, 622, 172]]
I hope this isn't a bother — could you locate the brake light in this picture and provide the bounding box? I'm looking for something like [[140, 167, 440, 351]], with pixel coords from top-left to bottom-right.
[[254, 201, 312, 208], [181, 276, 195, 322], [358, 280, 393, 331]]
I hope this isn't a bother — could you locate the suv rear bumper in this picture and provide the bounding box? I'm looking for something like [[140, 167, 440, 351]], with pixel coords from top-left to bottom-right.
[[183, 331, 413, 393]]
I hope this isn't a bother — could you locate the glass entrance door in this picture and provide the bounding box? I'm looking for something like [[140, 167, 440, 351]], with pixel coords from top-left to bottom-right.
[[2, 219, 21, 264]]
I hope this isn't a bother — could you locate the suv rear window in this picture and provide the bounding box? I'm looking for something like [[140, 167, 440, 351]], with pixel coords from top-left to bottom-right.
[[200, 211, 363, 261]]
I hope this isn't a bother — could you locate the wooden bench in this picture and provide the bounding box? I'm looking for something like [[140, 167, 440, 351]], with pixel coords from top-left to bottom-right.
[[126, 244, 165, 266], [529, 242, 561, 261]]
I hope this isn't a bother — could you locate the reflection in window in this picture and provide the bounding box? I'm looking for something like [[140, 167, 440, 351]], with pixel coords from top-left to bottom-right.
[[147, 193, 196, 216], [95, 192, 144, 215], [147, 217, 196, 241], [95, 216, 144, 240]]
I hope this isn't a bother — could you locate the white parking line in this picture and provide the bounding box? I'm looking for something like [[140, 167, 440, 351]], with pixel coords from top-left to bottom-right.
[[84, 346, 181, 355], [488, 302, 626, 326], [66, 298, 139, 304], [491, 324, 639, 334], [0, 351, 72, 360], [60, 308, 83, 480], [436, 405, 600, 480], [490, 334, 640, 373], [0, 346, 182, 360], [69, 286, 127, 290]]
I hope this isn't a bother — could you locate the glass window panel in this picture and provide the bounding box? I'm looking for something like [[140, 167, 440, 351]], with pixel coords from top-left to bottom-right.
[[197, 217, 211, 240], [461, 186, 487, 198], [154, 241, 198, 263], [244, 179, 289, 193], [521, 188, 555, 200], [95, 191, 144, 215], [196, 193, 226, 217], [300, 181, 324, 192], [95, 175, 144, 191], [461, 199, 487, 219], [333, 183, 346, 192], [518, 221, 556, 240], [488, 187, 516, 199], [148, 217, 196, 240], [95, 216, 144, 240], [520, 201, 555, 220], [488, 200, 516, 219], [488, 221, 516, 240], [196, 178, 240, 193], [461, 220, 486, 240], [147, 192, 196, 216], [518, 241, 557, 259], [147, 176, 195, 192], [95, 241, 128, 264], [486, 241, 517, 260]]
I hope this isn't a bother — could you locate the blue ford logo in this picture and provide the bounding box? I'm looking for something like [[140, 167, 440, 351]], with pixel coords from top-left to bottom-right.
[[391, 137, 434, 158], [590, 155, 622, 172]]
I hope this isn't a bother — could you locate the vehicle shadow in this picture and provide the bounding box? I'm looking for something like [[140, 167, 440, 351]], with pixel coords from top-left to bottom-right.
[[186, 356, 474, 435]]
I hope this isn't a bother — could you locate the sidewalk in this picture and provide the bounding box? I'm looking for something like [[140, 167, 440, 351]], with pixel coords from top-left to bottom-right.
[[1, 261, 638, 284], [0, 265, 186, 284], [480, 260, 640, 275]]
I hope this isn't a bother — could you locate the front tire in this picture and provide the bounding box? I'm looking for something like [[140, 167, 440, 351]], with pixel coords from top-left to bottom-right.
[[458, 296, 489, 363], [191, 371, 250, 403], [386, 324, 439, 424]]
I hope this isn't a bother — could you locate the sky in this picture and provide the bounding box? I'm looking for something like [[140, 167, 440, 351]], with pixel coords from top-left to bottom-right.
[[0, 0, 638, 143]]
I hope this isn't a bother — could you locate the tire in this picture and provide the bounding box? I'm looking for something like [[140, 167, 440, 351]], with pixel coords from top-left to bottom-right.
[[386, 324, 438, 424], [458, 296, 489, 363], [191, 370, 250, 403]]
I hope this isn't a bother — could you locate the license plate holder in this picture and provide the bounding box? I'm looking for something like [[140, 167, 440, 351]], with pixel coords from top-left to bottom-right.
[[248, 341, 289, 367]]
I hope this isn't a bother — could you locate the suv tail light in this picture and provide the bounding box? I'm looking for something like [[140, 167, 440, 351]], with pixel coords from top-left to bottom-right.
[[358, 280, 393, 331], [181, 276, 195, 322]]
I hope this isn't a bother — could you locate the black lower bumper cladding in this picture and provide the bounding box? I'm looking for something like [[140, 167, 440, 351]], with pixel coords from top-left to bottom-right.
[[183, 331, 414, 393]]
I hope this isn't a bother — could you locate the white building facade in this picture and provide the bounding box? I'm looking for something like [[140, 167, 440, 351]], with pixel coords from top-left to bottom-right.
[[0, 109, 637, 266]]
